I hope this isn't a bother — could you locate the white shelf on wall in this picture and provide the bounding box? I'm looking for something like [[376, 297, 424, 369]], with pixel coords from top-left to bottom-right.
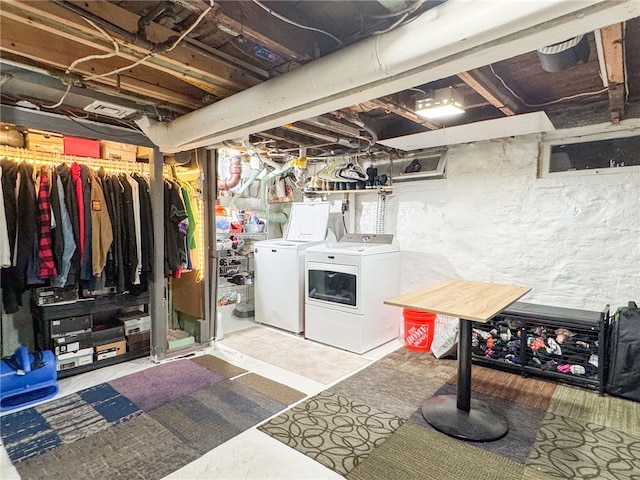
[[304, 186, 393, 195]]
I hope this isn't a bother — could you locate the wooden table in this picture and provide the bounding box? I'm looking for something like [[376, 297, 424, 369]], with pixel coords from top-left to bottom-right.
[[385, 279, 530, 441]]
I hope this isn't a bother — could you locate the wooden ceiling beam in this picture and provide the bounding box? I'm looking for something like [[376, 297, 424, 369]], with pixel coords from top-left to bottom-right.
[[368, 98, 441, 130], [0, 19, 204, 110], [457, 69, 521, 116], [3, 1, 262, 98], [599, 23, 626, 122], [211, 1, 329, 62]]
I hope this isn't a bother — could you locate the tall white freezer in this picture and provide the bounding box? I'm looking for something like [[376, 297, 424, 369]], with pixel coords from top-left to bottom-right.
[[253, 202, 330, 333]]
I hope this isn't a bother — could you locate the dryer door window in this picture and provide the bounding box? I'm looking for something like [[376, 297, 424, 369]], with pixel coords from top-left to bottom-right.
[[307, 262, 358, 307]]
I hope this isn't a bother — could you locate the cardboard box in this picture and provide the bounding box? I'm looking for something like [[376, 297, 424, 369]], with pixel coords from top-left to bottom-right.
[[127, 330, 150, 355], [92, 323, 125, 345], [51, 331, 92, 355], [25, 130, 64, 154], [118, 311, 151, 335], [136, 146, 153, 160], [50, 315, 92, 337], [95, 340, 127, 361], [56, 347, 94, 371], [100, 140, 137, 162], [63, 136, 100, 158]]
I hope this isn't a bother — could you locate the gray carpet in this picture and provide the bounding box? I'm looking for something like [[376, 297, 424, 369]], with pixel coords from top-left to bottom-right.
[[346, 422, 525, 480], [233, 372, 307, 405], [4, 357, 303, 479], [149, 378, 287, 455], [330, 362, 442, 418], [189, 354, 248, 378], [526, 411, 640, 480], [410, 382, 547, 465], [14, 414, 200, 480], [221, 327, 371, 384]]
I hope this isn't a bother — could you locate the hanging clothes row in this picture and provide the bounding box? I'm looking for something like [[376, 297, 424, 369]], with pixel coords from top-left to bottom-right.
[[0, 156, 199, 315]]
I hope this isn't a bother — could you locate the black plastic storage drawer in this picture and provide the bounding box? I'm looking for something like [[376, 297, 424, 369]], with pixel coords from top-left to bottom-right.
[[472, 301, 609, 394]]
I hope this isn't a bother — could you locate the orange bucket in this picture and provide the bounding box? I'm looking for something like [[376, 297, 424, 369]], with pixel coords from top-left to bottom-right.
[[403, 309, 436, 351]]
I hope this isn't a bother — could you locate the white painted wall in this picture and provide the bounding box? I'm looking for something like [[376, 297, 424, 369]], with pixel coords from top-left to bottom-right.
[[356, 134, 640, 312]]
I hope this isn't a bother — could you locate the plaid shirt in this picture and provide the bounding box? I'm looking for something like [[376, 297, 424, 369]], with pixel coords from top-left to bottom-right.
[[38, 168, 57, 279]]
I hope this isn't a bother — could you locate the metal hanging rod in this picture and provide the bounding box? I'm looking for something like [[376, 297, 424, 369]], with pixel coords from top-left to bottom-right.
[[0, 144, 155, 174]]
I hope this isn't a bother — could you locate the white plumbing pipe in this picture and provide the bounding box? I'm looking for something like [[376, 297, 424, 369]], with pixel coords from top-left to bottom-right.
[[229, 167, 265, 207], [136, 0, 639, 153], [258, 164, 292, 224], [217, 155, 242, 190]]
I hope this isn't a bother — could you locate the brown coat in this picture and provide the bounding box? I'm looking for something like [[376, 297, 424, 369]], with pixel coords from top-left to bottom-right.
[[89, 170, 113, 276]]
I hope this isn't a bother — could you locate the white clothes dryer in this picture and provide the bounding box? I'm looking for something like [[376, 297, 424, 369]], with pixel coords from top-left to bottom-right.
[[304, 234, 401, 353]]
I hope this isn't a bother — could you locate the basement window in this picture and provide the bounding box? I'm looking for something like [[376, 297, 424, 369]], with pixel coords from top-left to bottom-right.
[[541, 126, 640, 176]]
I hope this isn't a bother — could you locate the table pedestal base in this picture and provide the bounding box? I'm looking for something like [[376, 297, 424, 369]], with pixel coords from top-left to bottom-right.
[[421, 395, 508, 441]]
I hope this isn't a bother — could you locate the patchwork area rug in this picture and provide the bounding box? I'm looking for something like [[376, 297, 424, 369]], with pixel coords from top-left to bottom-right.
[[1, 355, 305, 480], [221, 327, 371, 384], [258, 389, 404, 476], [260, 347, 640, 480]]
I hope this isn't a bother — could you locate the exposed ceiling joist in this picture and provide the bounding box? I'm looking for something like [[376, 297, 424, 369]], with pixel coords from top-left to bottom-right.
[[4, 1, 262, 96], [457, 69, 521, 116], [210, 1, 334, 63], [1, 1, 639, 155], [598, 23, 626, 122]]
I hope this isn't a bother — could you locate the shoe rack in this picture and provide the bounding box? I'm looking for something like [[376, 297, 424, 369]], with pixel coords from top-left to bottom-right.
[[471, 302, 609, 394]]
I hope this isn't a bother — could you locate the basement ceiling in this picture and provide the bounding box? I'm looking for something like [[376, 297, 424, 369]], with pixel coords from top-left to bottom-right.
[[1, 0, 640, 158]]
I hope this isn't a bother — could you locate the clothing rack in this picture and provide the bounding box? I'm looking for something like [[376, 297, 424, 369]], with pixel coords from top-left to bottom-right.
[[0, 145, 151, 175]]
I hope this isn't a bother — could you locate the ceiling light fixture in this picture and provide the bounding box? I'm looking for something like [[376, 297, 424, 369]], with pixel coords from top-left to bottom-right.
[[415, 86, 465, 119]]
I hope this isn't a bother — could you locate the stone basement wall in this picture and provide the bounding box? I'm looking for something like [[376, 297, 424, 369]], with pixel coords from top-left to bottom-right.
[[357, 134, 640, 312]]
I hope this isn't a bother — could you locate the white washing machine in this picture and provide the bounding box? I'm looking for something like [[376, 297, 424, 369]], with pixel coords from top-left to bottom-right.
[[304, 234, 401, 354], [254, 202, 330, 333]]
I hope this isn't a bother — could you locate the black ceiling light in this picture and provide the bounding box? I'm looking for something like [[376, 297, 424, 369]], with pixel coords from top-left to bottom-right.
[[537, 34, 590, 73]]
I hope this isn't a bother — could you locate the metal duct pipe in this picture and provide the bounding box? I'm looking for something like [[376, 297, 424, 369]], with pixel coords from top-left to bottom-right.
[[135, 0, 639, 153]]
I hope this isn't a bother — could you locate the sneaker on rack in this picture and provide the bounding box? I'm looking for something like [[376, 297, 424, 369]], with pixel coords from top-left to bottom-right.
[[341, 163, 367, 181]]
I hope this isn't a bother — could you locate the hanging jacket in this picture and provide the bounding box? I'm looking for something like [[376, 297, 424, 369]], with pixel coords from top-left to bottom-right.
[[125, 174, 142, 285], [51, 174, 76, 288], [49, 168, 64, 271], [79, 164, 92, 283], [134, 174, 153, 288], [106, 175, 125, 292], [70, 162, 85, 266], [89, 169, 113, 276], [0, 159, 17, 264], [57, 164, 80, 287], [164, 179, 187, 276], [1, 160, 21, 313], [37, 167, 57, 279], [15, 162, 38, 285], [0, 166, 11, 268], [120, 174, 138, 287]]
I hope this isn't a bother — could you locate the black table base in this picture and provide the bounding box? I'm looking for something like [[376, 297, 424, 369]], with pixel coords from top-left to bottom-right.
[[421, 395, 508, 441], [421, 318, 509, 442]]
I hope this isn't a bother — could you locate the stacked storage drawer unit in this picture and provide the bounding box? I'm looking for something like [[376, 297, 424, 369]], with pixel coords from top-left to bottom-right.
[[31, 293, 150, 378], [50, 314, 94, 371]]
